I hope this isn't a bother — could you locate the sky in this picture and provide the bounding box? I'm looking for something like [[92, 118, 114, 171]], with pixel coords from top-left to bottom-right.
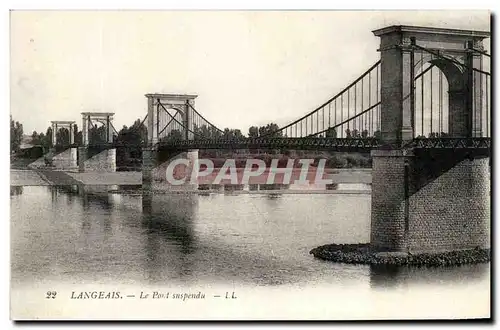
[[10, 10, 490, 135]]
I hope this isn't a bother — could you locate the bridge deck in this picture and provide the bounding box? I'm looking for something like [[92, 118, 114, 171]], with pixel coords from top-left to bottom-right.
[[82, 137, 491, 153]]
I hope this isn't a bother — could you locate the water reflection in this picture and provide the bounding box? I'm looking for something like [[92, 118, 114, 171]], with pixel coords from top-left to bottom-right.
[[141, 193, 197, 253], [369, 263, 490, 289], [48, 184, 100, 207], [198, 183, 370, 192], [10, 185, 489, 290], [139, 193, 198, 282]]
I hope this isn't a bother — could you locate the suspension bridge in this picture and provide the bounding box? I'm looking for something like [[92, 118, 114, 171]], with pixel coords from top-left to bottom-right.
[[74, 29, 490, 154], [34, 25, 490, 255]]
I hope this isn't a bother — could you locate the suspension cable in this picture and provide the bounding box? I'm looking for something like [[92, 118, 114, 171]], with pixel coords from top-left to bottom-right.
[[473, 68, 490, 76], [158, 113, 180, 136], [261, 60, 381, 137], [414, 64, 435, 81], [420, 52, 424, 136], [471, 48, 490, 57], [439, 69, 443, 134], [157, 100, 206, 140], [310, 102, 381, 137], [186, 103, 225, 134], [430, 65, 433, 136], [413, 44, 466, 70], [109, 122, 120, 135]]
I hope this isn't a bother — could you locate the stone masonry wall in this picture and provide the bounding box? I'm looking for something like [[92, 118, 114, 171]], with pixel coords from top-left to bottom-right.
[[80, 148, 116, 172], [370, 150, 407, 251], [407, 156, 490, 253], [371, 150, 490, 253], [143, 149, 199, 191], [51, 148, 78, 170]]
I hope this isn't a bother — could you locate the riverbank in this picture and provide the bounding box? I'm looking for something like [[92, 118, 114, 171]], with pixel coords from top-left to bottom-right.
[[310, 243, 491, 266], [10, 170, 50, 186]]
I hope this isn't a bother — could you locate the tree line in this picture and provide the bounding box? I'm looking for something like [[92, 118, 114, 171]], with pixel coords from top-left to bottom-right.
[[10, 116, 376, 170], [12, 115, 389, 154], [13, 114, 448, 156], [10, 116, 23, 153]]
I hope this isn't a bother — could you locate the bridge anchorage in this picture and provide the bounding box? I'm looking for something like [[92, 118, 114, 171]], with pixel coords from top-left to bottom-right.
[[141, 25, 490, 263], [78, 112, 118, 172]]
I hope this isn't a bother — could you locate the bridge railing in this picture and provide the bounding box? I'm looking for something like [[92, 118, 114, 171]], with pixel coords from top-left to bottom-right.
[[158, 136, 381, 151], [405, 137, 491, 150]]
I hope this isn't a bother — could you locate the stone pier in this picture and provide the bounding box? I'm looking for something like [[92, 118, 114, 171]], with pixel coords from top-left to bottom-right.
[[370, 149, 490, 254], [142, 148, 199, 191]]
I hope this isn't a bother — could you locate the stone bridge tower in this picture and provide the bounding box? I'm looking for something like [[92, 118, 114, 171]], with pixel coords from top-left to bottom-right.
[[142, 94, 199, 191], [370, 26, 490, 254], [78, 112, 116, 172]]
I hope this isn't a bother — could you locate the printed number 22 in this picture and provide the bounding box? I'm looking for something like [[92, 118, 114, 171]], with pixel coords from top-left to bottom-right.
[[46, 291, 57, 299]]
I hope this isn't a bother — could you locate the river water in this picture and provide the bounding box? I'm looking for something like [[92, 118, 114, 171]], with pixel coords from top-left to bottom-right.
[[10, 184, 490, 319]]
